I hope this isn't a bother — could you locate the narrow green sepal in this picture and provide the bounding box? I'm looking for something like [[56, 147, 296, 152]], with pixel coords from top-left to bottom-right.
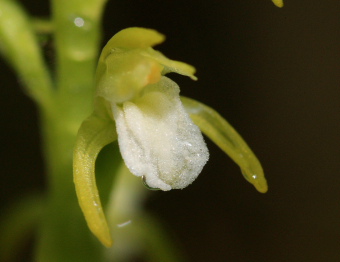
[[73, 110, 117, 247], [181, 97, 268, 193]]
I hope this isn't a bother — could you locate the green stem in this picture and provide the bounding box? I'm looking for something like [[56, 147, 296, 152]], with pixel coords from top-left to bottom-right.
[[52, 0, 107, 113], [35, 0, 108, 261], [35, 112, 104, 262]]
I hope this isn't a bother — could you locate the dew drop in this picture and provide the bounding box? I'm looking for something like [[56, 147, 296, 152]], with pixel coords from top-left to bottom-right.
[[74, 17, 85, 27]]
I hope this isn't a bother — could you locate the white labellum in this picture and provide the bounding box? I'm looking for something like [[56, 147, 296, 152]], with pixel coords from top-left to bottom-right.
[[112, 77, 209, 191]]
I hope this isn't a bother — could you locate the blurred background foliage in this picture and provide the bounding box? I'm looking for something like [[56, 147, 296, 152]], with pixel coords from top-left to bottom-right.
[[1, 0, 340, 261]]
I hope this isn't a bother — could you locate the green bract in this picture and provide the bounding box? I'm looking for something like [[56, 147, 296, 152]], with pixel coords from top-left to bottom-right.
[[73, 27, 267, 247]]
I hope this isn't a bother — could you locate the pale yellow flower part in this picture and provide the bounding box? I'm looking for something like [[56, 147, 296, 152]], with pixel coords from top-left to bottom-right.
[[272, 0, 284, 8]]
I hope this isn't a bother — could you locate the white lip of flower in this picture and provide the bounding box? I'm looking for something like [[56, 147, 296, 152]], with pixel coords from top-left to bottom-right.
[[73, 27, 267, 248], [112, 76, 209, 191]]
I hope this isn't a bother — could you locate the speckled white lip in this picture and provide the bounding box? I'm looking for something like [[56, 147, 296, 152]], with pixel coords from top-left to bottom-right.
[[112, 77, 209, 191]]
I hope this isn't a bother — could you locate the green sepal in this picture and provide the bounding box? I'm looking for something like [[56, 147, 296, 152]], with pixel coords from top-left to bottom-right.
[[73, 100, 117, 247], [181, 97, 268, 193]]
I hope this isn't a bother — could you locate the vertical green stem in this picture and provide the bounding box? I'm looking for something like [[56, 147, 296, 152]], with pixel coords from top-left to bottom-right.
[[35, 0, 108, 261]]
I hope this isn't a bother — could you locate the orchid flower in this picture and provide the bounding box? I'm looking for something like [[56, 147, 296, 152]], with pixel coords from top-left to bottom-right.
[[73, 27, 267, 247]]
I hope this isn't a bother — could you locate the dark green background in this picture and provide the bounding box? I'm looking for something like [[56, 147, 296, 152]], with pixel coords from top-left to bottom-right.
[[1, 0, 340, 261]]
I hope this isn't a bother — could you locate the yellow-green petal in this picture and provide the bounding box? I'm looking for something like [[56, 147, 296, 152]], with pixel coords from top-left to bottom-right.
[[73, 113, 117, 247], [272, 0, 284, 8], [181, 97, 267, 193], [141, 48, 197, 80]]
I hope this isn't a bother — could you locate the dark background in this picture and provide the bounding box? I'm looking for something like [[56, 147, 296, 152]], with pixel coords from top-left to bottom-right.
[[1, 0, 340, 261]]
